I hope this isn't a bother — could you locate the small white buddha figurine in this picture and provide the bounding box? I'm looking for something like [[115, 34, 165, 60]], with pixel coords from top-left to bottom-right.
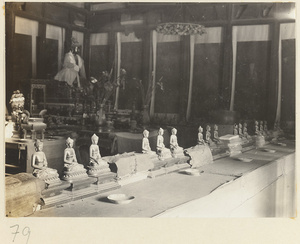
[[213, 124, 220, 143], [64, 137, 78, 167], [254, 120, 261, 135], [62, 137, 87, 180], [205, 125, 213, 145], [243, 122, 250, 138], [156, 128, 170, 159], [142, 129, 156, 154], [32, 139, 60, 185], [233, 123, 238, 135], [87, 134, 110, 176], [238, 123, 243, 138], [197, 126, 205, 145], [90, 134, 107, 166], [170, 128, 184, 157], [260, 121, 264, 134]]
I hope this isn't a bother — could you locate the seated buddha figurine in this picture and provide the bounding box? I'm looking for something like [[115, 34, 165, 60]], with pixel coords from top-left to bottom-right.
[[243, 122, 251, 139], [205, 125, 213, 146], [197, 126, 205, 145], [142, 130, 156, 155], [156, 128, 171, 160], [169, 128, 184, 158], [238, 123, 243, 138], [260, 121, 266, 136], [87, 134, 110, 176], [62, 137, 87, 180], [31, 139, 61, 185], [233, 123, 238, 135], [254, 121, 259, 135], [212, 124, 221, 144]]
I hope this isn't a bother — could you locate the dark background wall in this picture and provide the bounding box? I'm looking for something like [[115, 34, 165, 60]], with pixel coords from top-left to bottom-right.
[[5, 2, 296, 125]]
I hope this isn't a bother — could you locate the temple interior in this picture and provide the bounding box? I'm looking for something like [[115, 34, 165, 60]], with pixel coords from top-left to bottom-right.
[[4, 2, 296, 219]]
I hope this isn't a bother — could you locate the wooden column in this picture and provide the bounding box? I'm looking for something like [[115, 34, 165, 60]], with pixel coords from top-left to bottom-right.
[[114, 32, 121, 110], [150, 30, 157, 117], [141, 30, 151, 90], [220, 4, 233, 109], [268, 21, 280, 124], [37, 20, 46, 79], [186, 35, 195, 122], [5, 7, 15, 107]]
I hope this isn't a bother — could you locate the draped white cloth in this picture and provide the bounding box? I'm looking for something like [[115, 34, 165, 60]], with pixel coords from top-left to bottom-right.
[[54, 51, 86, 87]]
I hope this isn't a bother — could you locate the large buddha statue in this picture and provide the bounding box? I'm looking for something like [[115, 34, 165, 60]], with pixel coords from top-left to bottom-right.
[[31, 139, 61, 186]]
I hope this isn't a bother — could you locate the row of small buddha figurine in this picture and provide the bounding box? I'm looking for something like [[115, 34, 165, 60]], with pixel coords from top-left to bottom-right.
[[31, 121, 282, 185], [31, 134, 111, 185], [142, 128, 184, 160], [143, 125, 221, 158]]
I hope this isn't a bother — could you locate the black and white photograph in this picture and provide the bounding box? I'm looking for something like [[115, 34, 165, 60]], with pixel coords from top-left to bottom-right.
[[1, 1, 299, 243]]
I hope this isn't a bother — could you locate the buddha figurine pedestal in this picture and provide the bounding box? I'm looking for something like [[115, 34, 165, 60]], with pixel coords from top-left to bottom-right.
[[89, 171, 120, 192], [41, 181, 71, 209], [62, 162, 97, 196], [87, 164, 111, 177], [41, 181, 69, 198], [63, 177, 98, 201]]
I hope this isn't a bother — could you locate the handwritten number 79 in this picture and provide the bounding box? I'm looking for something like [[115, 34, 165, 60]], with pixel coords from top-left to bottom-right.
[[10, 224, 31, 244]]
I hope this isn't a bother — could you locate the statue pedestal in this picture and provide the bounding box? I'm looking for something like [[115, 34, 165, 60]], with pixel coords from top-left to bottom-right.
[[66, 177, 97, 192], [87, 163, 111, 177], [89, 171, 121, 192], [62, 163, 89, 182], [41, 181, 71, 208], [41, 181, 69, 198], [64, 178, 98, 201]]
